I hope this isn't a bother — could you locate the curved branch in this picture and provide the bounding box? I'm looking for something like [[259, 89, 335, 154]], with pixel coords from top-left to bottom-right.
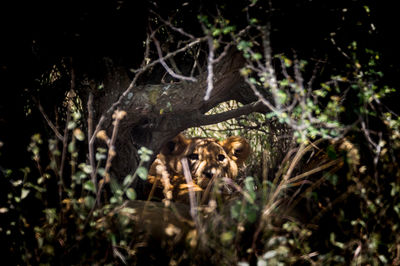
[[189, 100, 267, 128]]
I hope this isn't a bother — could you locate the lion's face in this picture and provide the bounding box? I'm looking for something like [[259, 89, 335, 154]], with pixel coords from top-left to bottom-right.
[[148, 134, 250, 202]]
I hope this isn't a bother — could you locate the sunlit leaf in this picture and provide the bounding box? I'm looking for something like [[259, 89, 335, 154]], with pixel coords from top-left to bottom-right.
[[73, 128, 85, 141], [21, 188, 30, 199], [125, 188, 136, 200], [136, 167, 148, 180]]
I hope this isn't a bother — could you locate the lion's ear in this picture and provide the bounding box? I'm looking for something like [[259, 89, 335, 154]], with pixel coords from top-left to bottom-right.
[[219, 136, 250, 166], [161, 134, 189, 156]]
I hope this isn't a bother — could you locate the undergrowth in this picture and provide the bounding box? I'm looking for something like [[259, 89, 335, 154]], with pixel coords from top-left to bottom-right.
[[2, 47, 400, 265]]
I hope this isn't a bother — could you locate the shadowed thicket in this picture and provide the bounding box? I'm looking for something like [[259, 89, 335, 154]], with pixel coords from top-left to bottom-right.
[[2, 0, 400, 265]]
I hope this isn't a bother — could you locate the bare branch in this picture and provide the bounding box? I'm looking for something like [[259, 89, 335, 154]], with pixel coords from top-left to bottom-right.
[[59, 97, 70, 199], [168, 57, 183, 76], [293, 54, 304, 91], [203, 35, 215, 101], [95, 110, 126, 205], [190, 100, 266, 127], [213, 42, 233, 63], [87, 92, 97, 190], [153, 36, 198, 82], [190, 46, 202, 77], [141, 33, 152, 69]]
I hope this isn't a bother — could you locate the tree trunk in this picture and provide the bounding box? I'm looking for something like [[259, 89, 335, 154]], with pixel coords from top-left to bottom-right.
[[85, 50, 264, 181]]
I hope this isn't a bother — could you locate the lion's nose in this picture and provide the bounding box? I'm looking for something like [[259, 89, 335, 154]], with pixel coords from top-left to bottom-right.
[[203, 168, 216, 179], [203, 171, 213, 179]]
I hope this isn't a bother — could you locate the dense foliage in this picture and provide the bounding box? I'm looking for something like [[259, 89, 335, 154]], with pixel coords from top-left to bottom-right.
[[1, 0, 400, 264]]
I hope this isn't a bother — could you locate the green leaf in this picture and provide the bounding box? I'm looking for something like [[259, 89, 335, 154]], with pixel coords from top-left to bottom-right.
[[21, 188, 30, 199], [222, 25, 236, 34], [138, 147, 153, 162], [263, 250, 278, 260], [72, 111, 81, 121], [237, 40, 252, 51], [43, 208, 57, 225], [73, 128, 85, 141], [136, 166, 148, 180], [95, 152, 106, 161], [251, 53, 262, 61], [72, 171, 87, 184], [230, 202, 242, 220], [244, 177, 255, 192], [83, 180, 96, 193], [110, 233, 117, 246], [97, 147, 107, 153], [276, 89, 287, 104], [248, 77, 257, 84], [110, 196, 118, 204], [79, 164, 93, 174], [220, 231, 234, 244], [250, 18, 258, 25], [67, 121, 76, 130], [212, 28, 221, 36], [326, 145, 337, 159], [84, 196, 95, 209], [123, 174, 134, 187], [125, 188, 136, 200], [327, 174, 338, 186], [110, 178, 122, 195], [68, 142, 75, 153], [246, 207, 258, 223]]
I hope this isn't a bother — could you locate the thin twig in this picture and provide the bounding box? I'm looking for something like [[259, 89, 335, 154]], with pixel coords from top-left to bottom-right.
[[33, 98, 64, 141], [181, 157, 201, 229], [190, 46, 202, 77], [95, 110, 126, 205], [132, 37, 206, 74], [59, 100, 70, 199], [287, 158, 343, 184], [213, 42, 233, 63], [293, 53, 304, 90], [87, 92, 97, 191], [222, 177, 254, 203], [150, 10, 195, 39]]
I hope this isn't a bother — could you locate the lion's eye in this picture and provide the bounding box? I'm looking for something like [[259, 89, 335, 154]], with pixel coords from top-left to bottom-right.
[[188, 153, 199, 160], [217, 154, 225, 161]]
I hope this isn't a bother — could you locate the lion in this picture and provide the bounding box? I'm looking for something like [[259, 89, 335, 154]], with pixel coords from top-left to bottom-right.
[[147, 134, 250, 203]]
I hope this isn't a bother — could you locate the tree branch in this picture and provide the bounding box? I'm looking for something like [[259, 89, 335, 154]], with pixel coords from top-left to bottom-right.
[[189, 100, 266, 127], [204, 35, 215, 101], [87, 92, 97, 191], [153, 36, 198, 82]]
